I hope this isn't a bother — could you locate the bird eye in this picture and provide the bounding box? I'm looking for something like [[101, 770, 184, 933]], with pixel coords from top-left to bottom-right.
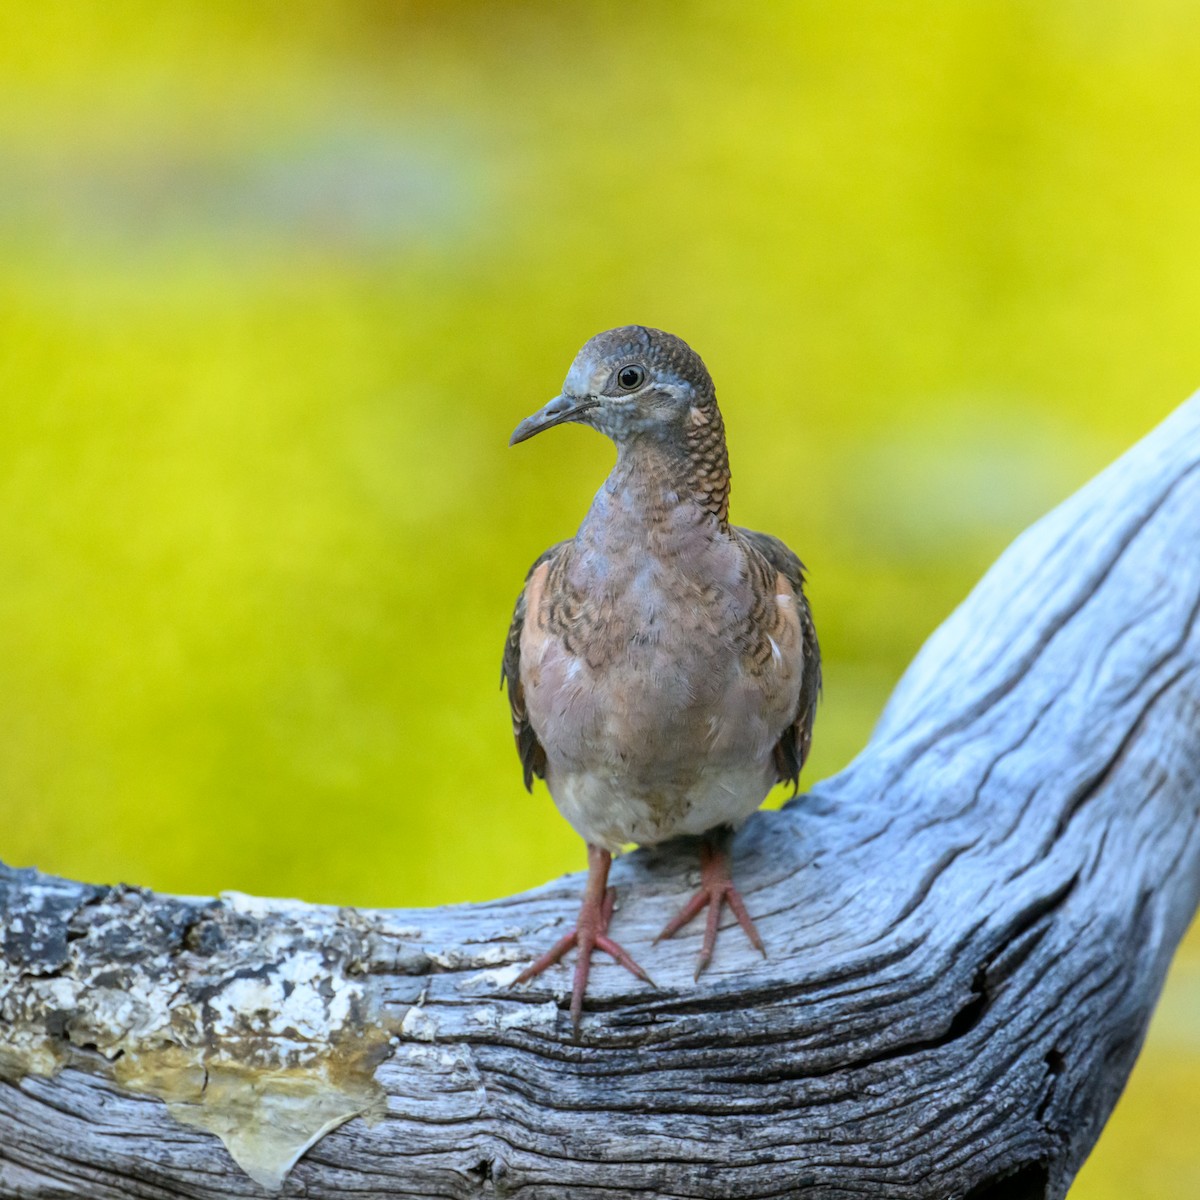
[[616, 364, 645, 391]]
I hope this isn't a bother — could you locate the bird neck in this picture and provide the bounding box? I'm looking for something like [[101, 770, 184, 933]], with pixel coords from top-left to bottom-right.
[[591, 405, 732, 536]]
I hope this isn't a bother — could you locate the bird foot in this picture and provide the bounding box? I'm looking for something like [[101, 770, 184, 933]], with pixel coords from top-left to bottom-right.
[[515, 846, 653, 1033], [655, 838, 766, 979]]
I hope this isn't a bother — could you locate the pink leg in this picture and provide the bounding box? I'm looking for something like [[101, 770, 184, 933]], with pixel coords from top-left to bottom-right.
[[655, 832, 766, 979], [515, 844, 652, 1032]]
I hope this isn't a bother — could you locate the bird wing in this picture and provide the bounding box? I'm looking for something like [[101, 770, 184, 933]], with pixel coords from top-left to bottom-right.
[[502, 541, 568, 791], [733, 526, 822, 788]]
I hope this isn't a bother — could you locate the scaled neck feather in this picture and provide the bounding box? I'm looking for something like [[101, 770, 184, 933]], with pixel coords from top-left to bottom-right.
[[590, 402, 732, 538]]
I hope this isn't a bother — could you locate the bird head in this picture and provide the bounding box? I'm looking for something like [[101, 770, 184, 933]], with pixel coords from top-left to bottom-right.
[[510, 326, 717, 448]]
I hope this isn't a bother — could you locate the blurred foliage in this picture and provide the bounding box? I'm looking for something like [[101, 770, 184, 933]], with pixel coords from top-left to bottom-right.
[[0, 3, 1197, 1192]]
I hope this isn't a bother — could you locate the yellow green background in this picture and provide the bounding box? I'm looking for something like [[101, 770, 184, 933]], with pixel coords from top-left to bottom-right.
[[1, 4, 1196, 1194]]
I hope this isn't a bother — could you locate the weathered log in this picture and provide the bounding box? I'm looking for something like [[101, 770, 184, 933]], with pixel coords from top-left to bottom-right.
[[2, 394, 1199, 1200]]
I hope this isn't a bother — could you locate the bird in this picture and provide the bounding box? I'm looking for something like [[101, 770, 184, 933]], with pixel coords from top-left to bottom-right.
[[503, 326, 820, 1031]]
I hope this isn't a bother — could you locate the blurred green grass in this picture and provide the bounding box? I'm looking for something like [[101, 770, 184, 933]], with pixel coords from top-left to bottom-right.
[[0, 3, 1197, 1193]]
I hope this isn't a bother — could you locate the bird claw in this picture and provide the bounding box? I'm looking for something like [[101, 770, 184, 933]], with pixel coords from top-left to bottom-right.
[[655, 839, 766, 978], [514, 849, 653, 1034]]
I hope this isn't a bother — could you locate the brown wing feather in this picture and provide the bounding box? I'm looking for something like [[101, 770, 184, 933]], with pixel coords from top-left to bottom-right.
[[501, 541, 567, 791], [734, 526, 822, 788]]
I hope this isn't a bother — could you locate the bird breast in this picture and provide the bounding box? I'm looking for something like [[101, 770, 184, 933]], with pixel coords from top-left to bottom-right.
[[519, 507, 804, 848]]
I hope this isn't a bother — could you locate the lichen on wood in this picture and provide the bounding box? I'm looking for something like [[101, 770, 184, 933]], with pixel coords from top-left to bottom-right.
[[1, 882, 396, 1188]]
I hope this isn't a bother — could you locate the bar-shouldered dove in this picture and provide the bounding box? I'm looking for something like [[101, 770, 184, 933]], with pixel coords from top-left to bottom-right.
[[504, 326, 820, 1031]]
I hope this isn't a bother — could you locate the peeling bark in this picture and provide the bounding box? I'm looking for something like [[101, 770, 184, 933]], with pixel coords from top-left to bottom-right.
[[3, 394, 1199, 1199]]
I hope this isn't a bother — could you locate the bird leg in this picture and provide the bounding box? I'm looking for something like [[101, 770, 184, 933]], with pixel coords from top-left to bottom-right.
[[515, 843, 652, 1032], [655, 828, 766, 979]]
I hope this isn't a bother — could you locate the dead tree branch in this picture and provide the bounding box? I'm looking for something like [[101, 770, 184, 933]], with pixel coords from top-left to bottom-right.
[[3, 395, 1200, 1199]]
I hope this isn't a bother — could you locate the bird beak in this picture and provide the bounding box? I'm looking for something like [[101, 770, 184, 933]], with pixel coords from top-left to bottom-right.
[[509, 394, 599, 446]]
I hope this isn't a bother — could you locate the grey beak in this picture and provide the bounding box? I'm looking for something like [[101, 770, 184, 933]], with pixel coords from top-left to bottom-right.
[[509, 394, 598, 446]]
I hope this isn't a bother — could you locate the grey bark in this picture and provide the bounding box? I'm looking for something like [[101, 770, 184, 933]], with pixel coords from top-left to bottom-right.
[[3, 394, 1200, 1200]]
